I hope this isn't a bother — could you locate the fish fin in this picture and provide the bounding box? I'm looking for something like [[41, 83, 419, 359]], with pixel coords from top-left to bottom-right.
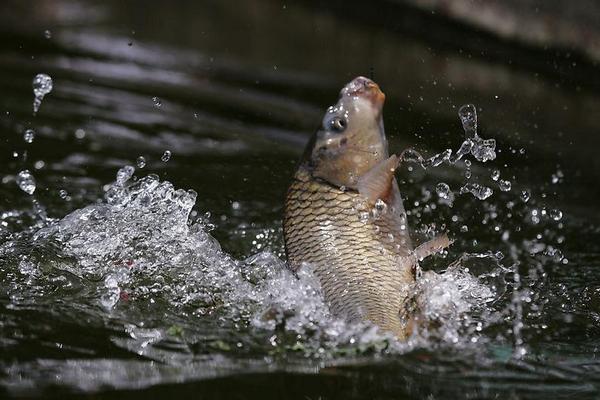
[[357, 155, 399, 205], [413, 233, 452, 261]]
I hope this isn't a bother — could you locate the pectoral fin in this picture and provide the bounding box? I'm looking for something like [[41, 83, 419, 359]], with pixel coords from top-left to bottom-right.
[[413, 233, 452, 261], [357, 155, 399, 204]]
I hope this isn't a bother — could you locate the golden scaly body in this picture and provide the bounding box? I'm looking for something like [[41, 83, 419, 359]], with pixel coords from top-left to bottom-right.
[[284, 168, 414, 339]]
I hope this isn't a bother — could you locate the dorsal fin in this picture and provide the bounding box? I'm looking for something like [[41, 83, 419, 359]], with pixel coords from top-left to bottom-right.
[[357, 155, 399, 205]]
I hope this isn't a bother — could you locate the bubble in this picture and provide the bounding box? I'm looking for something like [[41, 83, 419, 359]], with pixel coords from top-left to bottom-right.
[[23, 128, 35, 143], [460, 183, 493, 200], [458, 104, 477, 138], [491, 170, 500, 181], [32, 73, 53, 115], [44, 30, 52, 39], [498, 180, 512, 192], [16, 170, 36, 195], [435, 182, 451, 199], [136, 156, 146, 169], [161, 150, 172, 162], [152, 97, 162, 108], [549, 209, 563, 221]]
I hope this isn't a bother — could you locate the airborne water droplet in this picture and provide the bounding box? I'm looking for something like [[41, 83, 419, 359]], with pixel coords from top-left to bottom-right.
[[161, 150, 172, 162], [491, 169, 500, 181], [498, 179, 512, 192], [16, 170, 36, 195], [520, 190, 531, 203], [460, 183, 493, 200], [549, 209, 563, 221], [152, 96, 162, 108], [44, 30, 52, 39], [458, 104, 477, 138], [32, 73, 53, 115], [116, 165, 135, 185], [23, 128, 35, 143], [136, 156, 146, 168], [436, 182, 451, 199]]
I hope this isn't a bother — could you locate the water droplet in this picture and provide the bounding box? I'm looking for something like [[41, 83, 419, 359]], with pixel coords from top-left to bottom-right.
[[460, 225, 469, 232], [16, 170, 36, 195], [491, 169, 500, 181], [459, 183, 493, 200], [152, 96, 162, 108], [520, 190, 531, 203], [23, 128, 35, 143], [498, 180, 511, 192], [116, 165, 135, 185], [436, 182, 451, 199], [136, 156, 146, 168], [59, 189, 69, 200], [75, 128, 86, 139], [549, 209, 563, 221], [44, 30, 52, 39], [32, 73, 53, 115], [458, 104, 477, 138], [470, 136, 496, 162], [161, 150, 172, 162]]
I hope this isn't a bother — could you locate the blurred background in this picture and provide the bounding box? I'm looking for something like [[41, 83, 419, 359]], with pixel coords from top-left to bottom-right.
[[1, 0, 600, 399]]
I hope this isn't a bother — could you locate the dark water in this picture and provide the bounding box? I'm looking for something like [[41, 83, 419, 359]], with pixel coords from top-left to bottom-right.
[[1, 1, 600, 398]]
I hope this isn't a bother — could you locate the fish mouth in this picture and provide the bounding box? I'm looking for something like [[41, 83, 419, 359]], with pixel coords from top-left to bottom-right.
[[341, 76, 386, 110]]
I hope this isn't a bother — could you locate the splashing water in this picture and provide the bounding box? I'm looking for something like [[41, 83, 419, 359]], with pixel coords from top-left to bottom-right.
[[458, 104, 477, 138], [16, 170, 36, 195], [0, 166, 497, 362], [32, 73, 53, 115], [460, 183, 493, 200], [23, 128, 35, 144], [136, 156, 146, 168]]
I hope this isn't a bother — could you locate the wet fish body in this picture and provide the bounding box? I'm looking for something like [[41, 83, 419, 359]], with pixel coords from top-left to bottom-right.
[[283, 77, 419, 339]]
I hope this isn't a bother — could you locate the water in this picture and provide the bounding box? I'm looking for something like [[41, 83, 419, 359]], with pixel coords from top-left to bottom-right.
[[1, 1, 600, 399], [31, 73, 53, 115]]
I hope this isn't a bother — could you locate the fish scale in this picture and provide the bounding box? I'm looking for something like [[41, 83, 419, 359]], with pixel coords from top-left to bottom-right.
[[284, 168, 414, 339]]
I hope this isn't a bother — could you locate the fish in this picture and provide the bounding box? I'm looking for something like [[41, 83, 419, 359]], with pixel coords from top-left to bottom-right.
[[283, 76, 449, 339]]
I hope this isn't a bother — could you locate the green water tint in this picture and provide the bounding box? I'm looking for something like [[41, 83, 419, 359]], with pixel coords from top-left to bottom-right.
[[1, 1, 599, 398]]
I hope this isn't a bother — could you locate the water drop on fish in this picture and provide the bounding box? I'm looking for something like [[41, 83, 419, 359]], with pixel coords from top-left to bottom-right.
[[491, 169, 500, 181], [152, 96, 162, 108], [136, 156, 146, 168], [16, 170, 36, 195], [498, 179, 512, 192], [436, 182, 451, 199], [161, 150, 172, 162], [549, 209, 563, 221], [23, 129, 35, 143], [32, 73, 53, 115]]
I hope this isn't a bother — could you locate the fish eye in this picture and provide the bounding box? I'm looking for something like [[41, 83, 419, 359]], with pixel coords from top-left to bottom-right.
[[329, 117, 347, 133]]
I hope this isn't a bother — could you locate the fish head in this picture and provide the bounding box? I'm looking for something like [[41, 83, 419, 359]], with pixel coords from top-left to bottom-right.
[[303, 76, 389, 188]]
